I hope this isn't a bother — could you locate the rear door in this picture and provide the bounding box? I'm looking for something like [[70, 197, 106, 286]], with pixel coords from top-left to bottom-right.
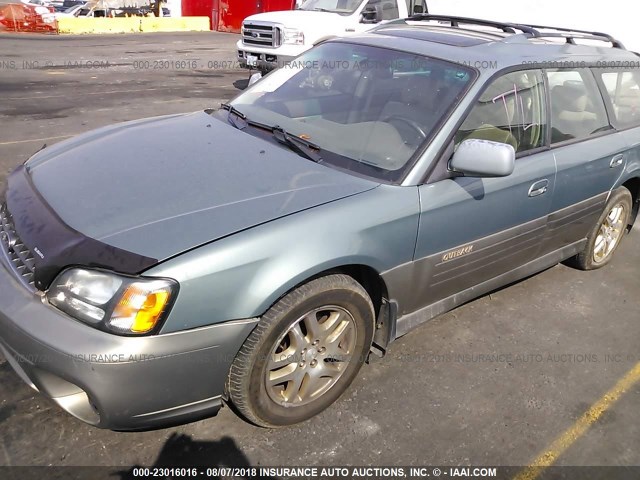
[[596, 68, 640, 178], [407, 69, 556, 315], [541, 69, 629, 255]]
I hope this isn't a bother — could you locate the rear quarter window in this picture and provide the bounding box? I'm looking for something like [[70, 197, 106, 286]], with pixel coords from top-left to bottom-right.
[[597, 70, 640, 129]]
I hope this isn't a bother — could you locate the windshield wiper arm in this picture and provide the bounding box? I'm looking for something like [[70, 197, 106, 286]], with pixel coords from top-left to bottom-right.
[[272, 126, 322, 163], [220, 103, 247, 129], [218, 109, 322, 162]]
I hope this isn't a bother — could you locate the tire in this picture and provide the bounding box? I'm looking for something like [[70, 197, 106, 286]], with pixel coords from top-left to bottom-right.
[[226, 274, 375, 427], [570, 186, 632, 270]]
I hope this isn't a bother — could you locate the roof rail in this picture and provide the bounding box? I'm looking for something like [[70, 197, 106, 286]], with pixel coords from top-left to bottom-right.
[[522, 23, 626, 49], [397, 14, 539, 35], [391, 14, 626, 50]]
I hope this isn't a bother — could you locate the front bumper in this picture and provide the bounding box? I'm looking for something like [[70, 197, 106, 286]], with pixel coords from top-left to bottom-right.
[[0, 258, 258, 430], [236, 40, 304, 71]]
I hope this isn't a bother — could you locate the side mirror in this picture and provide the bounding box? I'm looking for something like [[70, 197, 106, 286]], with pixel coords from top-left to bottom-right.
[[361, 4, 382, 23], [449, 139, 515, 177], [248, 72, 263, 87]]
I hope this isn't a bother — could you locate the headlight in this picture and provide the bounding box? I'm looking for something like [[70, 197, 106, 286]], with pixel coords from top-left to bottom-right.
[[282, 27, 304, 45], [47, 268, 178, 335]]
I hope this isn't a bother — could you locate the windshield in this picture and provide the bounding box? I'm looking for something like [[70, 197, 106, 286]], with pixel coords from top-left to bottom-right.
[[298, 0, 363, 14], [229, 42, 475, 182]]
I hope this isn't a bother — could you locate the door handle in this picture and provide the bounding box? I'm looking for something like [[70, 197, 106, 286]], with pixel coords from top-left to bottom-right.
[[610, 154, 624, 168], [528, 179, 549, 198]]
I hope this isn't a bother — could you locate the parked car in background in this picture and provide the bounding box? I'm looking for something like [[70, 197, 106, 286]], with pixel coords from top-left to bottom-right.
[[73, 4, 121, 17], [1, 15, 639, 431], [52, 2, 86, 18], [139, 3, 170, 17], [48, 0, 65, 12], [237, 0, 413, 71], [4, 0, 57, 30], [60, 0, 85, 9], [21, 0, 51, 6]]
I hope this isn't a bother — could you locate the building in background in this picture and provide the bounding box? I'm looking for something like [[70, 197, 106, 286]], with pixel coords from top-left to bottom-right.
[[181, 0, 294, 31]]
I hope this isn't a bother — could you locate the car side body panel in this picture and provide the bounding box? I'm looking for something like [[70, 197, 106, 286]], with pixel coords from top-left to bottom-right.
[[543, 133, 629, 253], [147, 184, 420, 333], [615, 127, 640, 189], [408, 150, 556, 313]]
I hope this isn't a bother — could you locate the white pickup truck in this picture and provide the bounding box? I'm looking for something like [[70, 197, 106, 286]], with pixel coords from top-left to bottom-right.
[[237, 0, 424, 71]]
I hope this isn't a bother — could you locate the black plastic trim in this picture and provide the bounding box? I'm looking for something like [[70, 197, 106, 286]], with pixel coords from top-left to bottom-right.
[[4, 166, 158, 291]]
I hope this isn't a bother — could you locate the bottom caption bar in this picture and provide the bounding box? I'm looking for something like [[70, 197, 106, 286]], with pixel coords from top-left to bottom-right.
[[0, 466, 639, 480]]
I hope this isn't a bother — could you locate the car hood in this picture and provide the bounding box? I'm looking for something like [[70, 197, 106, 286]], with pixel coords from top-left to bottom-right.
[[21, 111, 378, 264], [244, 10, 345, 25]]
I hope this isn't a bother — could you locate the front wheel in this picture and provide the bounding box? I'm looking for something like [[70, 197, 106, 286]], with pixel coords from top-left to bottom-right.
[[571, 186, 632, 270], [227, 274, 375, 427]]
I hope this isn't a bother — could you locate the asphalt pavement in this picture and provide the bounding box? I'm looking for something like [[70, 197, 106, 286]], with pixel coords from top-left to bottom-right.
[[0, 31, 638, 472]]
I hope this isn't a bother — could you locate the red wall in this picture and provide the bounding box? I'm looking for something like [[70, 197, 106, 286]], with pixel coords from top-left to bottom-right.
[[183, 0, 295, 32], [181, 0, 212, 19]]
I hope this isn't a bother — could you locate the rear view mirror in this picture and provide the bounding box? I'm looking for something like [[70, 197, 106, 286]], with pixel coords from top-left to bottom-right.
[[449, 139, 515, 177], [361, 5, 382, 24]]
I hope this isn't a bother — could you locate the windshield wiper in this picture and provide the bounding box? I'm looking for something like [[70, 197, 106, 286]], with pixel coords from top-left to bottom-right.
[[272, 126, 322, 163], [218, 106, 322, 162], [220, 103, 247, 129]]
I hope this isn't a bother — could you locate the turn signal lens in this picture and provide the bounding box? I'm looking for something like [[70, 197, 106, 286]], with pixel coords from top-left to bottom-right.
[[109, 282, 173, 334], [133, 290, 170, 333]]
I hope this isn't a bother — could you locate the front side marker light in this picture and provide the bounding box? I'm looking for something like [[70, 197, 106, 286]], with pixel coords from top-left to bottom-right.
[[109, 282, 173, 334]]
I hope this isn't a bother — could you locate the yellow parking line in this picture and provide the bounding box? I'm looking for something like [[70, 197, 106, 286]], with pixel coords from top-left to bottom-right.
[[514, 361, 640, 480], [0, 135, 74, 146]]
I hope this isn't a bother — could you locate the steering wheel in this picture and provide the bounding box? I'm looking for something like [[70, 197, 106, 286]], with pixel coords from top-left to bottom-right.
[[382, 115, 427, 143]]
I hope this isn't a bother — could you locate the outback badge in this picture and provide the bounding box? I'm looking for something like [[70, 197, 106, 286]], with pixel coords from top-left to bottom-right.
[[442, 245, 474, 262]]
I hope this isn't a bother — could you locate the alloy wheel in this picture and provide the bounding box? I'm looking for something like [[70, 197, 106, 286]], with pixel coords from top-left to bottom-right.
[[265, 306, 357, 407]]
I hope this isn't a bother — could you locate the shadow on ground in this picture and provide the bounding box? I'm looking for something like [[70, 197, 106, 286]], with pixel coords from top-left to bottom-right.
[[0, 361, 34, 427], [233, 79, 250, 90], [118, 433, 279, 479]]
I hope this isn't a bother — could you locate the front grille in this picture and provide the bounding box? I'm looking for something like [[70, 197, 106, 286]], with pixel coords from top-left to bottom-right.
[[242, 23, 280, 48], [0, 203, 37, 292]]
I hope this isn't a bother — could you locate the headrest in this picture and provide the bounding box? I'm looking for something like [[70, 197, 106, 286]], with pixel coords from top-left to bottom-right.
[[552, 82, 588, 113]]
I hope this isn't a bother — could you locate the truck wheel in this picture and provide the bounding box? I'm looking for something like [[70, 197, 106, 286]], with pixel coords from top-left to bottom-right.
[[227, 274, 374, 427], [571, 186, 632, 270]]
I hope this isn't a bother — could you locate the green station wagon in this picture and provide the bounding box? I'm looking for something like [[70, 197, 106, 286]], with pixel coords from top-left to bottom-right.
[[1, 15, 639, 429]]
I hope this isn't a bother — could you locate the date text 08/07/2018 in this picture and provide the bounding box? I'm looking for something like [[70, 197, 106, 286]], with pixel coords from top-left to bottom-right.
[[130, 466, 499, 478]]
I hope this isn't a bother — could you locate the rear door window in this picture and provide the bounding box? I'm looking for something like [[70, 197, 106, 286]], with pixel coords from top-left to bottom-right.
[[597, 70, 640, 129], [547, 69, 611, 144]]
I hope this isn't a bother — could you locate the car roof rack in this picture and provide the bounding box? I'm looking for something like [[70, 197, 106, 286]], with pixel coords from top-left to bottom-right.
[[397, 14, 539, 35], [521, 23, 626, 49], [392, 14, 626, 50]]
